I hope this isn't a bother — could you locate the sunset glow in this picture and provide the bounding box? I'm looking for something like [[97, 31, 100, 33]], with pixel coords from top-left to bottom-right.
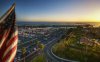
[[0, 0, 100, 22]]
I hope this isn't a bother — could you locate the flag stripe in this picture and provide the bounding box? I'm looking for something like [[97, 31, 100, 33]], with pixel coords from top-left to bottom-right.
[[0, 3, 18, 62], [3, 36, 18, 58], [7, 35, 18, 49], [0, 29, 11, 48], [0, 4, 15, 23], [0, 28, 11, 60], [2, 45, 17, 62], [7, 29, 18, 46], [8, 48, 17, 62]]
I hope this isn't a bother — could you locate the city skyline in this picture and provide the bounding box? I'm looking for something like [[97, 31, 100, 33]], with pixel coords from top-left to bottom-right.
[[0, 0, 100, 22]]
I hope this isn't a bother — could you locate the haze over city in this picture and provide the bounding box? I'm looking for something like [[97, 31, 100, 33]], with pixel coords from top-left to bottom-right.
[[0, 0, 100, 22], [0, 0, 100, 62]]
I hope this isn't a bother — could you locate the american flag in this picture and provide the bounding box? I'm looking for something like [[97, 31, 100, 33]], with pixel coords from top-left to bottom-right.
[[0, 3, 18, 62]]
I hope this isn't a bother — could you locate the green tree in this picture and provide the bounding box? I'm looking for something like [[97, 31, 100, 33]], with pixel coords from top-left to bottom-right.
[[21, 47, 26, 62]]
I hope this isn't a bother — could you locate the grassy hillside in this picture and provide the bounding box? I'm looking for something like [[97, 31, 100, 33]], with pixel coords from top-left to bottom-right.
[[52, 27, 100, 62], [32, 54, 46, 62]]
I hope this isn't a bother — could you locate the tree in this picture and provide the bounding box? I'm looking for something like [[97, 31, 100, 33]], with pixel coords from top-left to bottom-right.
[[38, 43, 45, 50], [21, 47, 26, 62]]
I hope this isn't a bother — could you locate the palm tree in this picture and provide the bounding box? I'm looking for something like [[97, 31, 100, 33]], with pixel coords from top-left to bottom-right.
[[21, 47, 26, 62]]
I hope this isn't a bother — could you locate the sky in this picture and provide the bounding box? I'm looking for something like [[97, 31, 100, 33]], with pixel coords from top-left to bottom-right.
[[0, 0, 100, 22]]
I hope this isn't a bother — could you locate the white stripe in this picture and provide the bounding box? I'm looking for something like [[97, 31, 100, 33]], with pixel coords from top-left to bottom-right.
[[0, 30, 8, 48], [6, 47, 17, 62], [3, 38, 18, 58], [0, 37, 6, 48], [6, 30, 18, 45], [0, 5, 15, 23]]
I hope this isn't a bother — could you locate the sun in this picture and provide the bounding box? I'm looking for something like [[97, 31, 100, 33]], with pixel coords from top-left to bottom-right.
[[95, 17, 100, 22], [91, 10, 100, 22]]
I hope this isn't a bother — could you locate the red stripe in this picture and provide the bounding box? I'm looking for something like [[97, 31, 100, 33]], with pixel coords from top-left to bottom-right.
[[10, 48, 17, 62], [0, 29, 10, 49], [2, 34, 18, 62], [6, 35, 18, 48], [0, 30, 8, 40], [0, 28, 11, 48], [0, 34, 3, 38], [2, 45, 17, 62], [0, 29, 11, 61], [0, 4, 17, 62], [0, 29, 18, 62]]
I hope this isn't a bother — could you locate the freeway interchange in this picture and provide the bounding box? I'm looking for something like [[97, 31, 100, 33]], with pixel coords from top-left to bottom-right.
[[44, 31, 78, 62], [15, 26, 78, 62], [15, 26, 69, 62]]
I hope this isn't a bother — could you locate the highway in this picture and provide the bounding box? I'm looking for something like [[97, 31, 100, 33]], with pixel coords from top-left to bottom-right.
[[44, 34, 78, 62]]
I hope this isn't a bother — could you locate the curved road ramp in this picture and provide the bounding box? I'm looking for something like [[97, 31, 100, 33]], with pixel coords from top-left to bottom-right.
[[44, 34, 79, 62]]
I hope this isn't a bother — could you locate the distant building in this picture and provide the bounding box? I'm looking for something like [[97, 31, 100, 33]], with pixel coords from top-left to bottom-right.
[[80, 37, 100, 46]]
